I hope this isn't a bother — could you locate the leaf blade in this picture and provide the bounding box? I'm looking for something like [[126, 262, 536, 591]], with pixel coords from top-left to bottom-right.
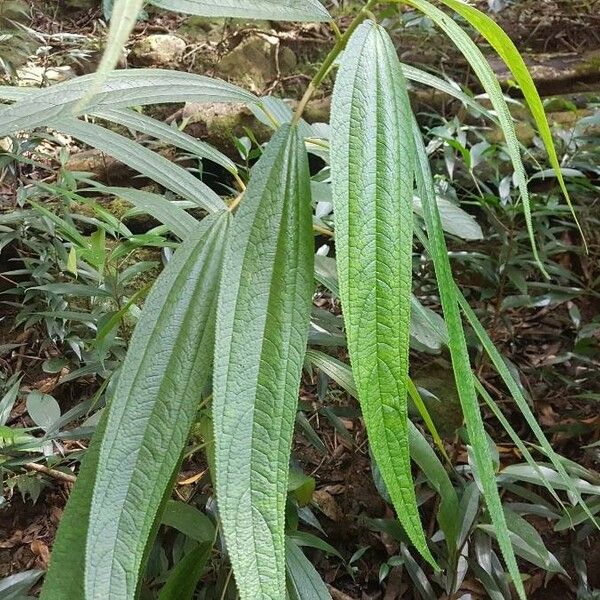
[[330, 20, 434, 567], [84, 211, 230, 598], [148, 0, 330, 21], [213, 124, 314, 599]]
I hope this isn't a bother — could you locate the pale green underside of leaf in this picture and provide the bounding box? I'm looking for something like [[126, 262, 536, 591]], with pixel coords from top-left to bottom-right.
[[0, 69, 256, 138], [213, 124, 314, 599], [406, 0, 547, 277], [51, 117, 226, 213], [85, 212, 230, 598], [411, 115, 526, 600], [330, 20, 434, 567], [148, 0, 330, 21], [437, 0, 584, 244], [93, 107, 237, 174]]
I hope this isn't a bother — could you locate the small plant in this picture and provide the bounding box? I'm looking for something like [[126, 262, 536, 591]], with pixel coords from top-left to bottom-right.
[[0, 1, 597, 599]]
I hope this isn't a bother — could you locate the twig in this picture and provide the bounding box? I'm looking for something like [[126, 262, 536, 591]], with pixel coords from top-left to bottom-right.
[[25, 462, 76, 484]]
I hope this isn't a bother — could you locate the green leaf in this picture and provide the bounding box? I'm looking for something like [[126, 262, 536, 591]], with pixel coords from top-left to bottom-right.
[[0, 70, 256, 137], [213, 124, 314, 599], [330, 20, 434, 567], [406, 0, 548, 277], [51, 118, 226, 213], [413, 196, 483, 240], [401, 63, 498, 125], [148, 0, 330, 22], [26, 391, 60, 432], [84, 211, 230, 598], [158, 542, 212, 600], [411, 115, 526, 600], [40, 415, 108, 599], [93, 107, 238, 174], [96, 185, 198, 239], [436, 0, 585, 245], [285, 537, 332, 600], [0, 378, 20, 426], [161, 500, 215, 543]]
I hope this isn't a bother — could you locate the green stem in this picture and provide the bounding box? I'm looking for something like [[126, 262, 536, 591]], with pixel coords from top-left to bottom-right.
[[292, 0, 379, 126]]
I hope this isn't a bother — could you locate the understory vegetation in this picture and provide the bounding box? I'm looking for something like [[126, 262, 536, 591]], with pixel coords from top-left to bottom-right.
[[1, 1, 600, 599]]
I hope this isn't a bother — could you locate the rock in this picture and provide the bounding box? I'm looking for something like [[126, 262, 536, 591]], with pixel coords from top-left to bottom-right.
[[130, 34, 187, 67], [217, 34, 281, 93], [16, 65, 76, 87]]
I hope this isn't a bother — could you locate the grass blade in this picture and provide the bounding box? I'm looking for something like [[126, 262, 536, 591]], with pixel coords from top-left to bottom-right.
[[437, 0, 585, 247], [406, 0, 548, 277], [331, 20, 435, 567], [411, 115, 526, 600], [213, 125, 314, 599]]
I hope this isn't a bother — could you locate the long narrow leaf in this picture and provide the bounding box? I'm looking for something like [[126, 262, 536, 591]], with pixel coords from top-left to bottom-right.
[[148, 0, 330, 21], [411, 116, 526, 600], [52, 118, 226, 213], [84, 211, 230, 598], [330, 20, 434, 567], [406, 0, 547, 277], [93, 107, 238, 174], [0, 70, 256, 137], [437, 0, 585, 245], [213, 125, 314, 599]]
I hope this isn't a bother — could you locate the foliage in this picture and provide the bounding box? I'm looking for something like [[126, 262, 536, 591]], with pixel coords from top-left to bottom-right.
[[0, 0, 598, 599]]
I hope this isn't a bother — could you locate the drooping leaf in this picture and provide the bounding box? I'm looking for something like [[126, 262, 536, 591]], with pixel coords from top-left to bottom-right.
[[84, 212, 230, 598], [52, 118, 225, 213], [148, 0, 330, 22], [213, 124, 314, 599], [158, 542, 213, 600], [93, 107, 238, 174], [0, 70, 256, 137], [76, 0, 144, 112], [95, 185, 198, 239], [406, 0, 547, 277], [330, 20, 434, 567], [285, 537, 332, 600], [437, 0, 584, 244], [411, 115, 526, 600]]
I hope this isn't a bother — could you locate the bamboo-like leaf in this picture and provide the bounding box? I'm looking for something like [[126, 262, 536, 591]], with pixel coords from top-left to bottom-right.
[[52, 118, 226, 213], [436, 0, 584, 245], [148, 0, 330, 22], [406, 0, 547, 277], [0, 70, 256, 137], [84, 212, 230, 598], [93, 107, 238, 174], [158, 542, 213, 600], [330, 20, 435, 567], [95, 185, 198, 239], [286, 537, 332, 600], [411, 115, 526, 600], [213, 125, 314, 599], [401, 63, 498, 124]]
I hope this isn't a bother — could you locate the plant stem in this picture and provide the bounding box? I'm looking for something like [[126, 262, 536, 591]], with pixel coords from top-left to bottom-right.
[[292, 0, 379, 126]]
